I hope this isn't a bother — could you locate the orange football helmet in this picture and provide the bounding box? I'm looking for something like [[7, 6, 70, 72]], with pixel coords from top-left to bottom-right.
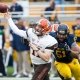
[[37, 18, 52, 33]]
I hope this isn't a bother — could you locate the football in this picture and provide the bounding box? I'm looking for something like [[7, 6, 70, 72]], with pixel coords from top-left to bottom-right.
[[0, 3, 8, 13]]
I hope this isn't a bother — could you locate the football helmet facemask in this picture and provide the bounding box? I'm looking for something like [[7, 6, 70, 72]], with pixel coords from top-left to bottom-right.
[[56, 24, 69, 41], [57, 24, 69, 35], [35, 19, 52, 35]]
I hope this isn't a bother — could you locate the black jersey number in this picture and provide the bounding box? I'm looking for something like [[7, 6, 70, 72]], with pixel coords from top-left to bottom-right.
[[56, 50, 66, 58]]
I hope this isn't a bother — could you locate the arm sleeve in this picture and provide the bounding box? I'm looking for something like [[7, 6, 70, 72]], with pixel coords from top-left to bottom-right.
[[8, 18, 27, 39]]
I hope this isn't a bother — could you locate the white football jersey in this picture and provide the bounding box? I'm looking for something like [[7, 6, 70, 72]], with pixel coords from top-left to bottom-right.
[[8, 18, 58, 64], [27, 28, 57, 64]]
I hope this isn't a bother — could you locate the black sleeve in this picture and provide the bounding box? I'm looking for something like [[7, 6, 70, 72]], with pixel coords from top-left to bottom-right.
[[21, 38, 29, 46], [21, 29, 29, 45], [2, 32, 5, 48], [45, 43, 58, 50]]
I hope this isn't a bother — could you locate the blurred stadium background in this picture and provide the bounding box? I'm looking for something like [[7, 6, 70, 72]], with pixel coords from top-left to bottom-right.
[[0, 0, 80, 32], [0, 0, 80, 31], [0, 0, 80, 80]]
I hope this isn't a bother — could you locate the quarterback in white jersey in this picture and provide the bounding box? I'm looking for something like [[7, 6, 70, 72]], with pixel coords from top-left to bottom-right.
[[4, 12, 58, 80]]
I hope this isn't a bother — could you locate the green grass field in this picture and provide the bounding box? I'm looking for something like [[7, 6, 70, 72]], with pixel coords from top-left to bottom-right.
[[5, 67, 61, 80], [6, 66, 14, 76]]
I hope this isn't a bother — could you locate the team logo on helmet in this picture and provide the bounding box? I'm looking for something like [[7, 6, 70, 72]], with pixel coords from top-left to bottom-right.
[[59, 30, 65, 34], [37, 19, 52, 32], [57, 24, 69, 35]]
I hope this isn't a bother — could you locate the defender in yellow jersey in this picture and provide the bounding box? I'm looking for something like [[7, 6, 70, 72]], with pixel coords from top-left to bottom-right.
[[50, 24, 80, 80], [72, 18, 80, 46]]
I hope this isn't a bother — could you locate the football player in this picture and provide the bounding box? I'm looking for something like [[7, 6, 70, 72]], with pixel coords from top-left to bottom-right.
[[72, 18, 80, 46], [50, 24, 80, 80], [4, 12, 58, 80]]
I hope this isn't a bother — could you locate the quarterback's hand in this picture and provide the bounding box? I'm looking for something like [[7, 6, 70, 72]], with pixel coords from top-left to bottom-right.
[[4, 11, 11, 19]]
